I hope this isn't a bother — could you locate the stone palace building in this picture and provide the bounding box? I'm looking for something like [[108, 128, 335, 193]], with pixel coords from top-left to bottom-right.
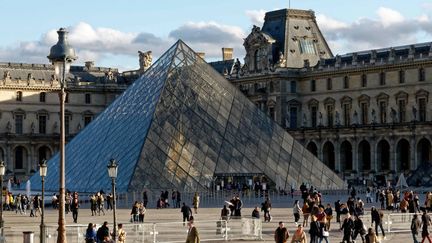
[[220, 9, 432, 184]]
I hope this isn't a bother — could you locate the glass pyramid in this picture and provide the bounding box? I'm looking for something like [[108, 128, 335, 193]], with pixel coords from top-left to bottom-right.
[[28, 40, 344, 193]]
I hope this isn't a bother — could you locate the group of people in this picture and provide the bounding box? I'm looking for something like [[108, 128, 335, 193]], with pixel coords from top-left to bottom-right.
[[90, 192, 114, 216], [85, 221, 126, 243]]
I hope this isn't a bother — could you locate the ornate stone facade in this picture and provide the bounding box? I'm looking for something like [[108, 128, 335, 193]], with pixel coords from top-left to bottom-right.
[[222, 8, 432, 185], [0, 62, 138, 179]]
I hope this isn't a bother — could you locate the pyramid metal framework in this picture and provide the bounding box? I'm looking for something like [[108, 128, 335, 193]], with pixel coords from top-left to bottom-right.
[[28, 40, 344, 193]]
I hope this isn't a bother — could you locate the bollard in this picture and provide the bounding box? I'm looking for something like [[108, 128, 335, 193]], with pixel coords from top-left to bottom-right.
[[23, 231, 34, 243]]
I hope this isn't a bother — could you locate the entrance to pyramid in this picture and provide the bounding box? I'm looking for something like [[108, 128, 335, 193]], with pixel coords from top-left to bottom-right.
[[213, 173, 275, 194]]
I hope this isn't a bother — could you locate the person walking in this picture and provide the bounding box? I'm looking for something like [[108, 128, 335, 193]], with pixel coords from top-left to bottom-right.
[[411, 214, 421, 243], [291, 225, 307, 243], [106, 193, 113, 211], [139, 202, 146, 223], [262, 197, 272, 222], [293, 200, 302, 226], [90, 194, 97, 216], [352, 215, 366, 243], [117, 223, 126, 243], [221, 205, 230, 221], [371, 206, 385, 238], [181, 203, 193, 225], [340, 213, 354, 243], [85, 223, 97, 243], [97, 192, 105, 216], [193, 192, 200, 214], [274, 221, 289, 243], [324, 203, 333, 230], [130, 201, 139, 223], [309, 215, 320, 243], [421, 211, 432, 243], [71, 192, 80, 223], [185, 216, 200, 243]]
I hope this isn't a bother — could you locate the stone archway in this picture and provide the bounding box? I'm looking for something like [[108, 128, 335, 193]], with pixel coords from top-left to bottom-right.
[[323, 141, 335, 170], [397, 139, 410, 171], [358, 140, 371, 171], [377, 140, 390, 171], [306, 142, 318, 156], [14, 146, 27, 170], [417, 138, 431, 167], [340, 141, 353, 171]]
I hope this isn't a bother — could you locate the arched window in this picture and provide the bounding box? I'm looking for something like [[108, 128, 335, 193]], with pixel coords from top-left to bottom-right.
[[16, 91, 23, 101], [40, 92, 46, 102], [15, 146, 24, 169]]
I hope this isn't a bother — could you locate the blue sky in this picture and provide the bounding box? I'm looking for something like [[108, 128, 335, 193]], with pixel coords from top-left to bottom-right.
[[1, 0, 432, 71]]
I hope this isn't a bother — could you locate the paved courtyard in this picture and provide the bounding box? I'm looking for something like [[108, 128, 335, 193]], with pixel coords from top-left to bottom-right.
[[2, 200, 420, 242]]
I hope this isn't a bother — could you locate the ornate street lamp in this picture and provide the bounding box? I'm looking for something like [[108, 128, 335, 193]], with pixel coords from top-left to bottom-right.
[[0, 160, 5, 239], [107, 159, 118, 242], [39, 159, 47, 243], [47, 28, 77, 243]]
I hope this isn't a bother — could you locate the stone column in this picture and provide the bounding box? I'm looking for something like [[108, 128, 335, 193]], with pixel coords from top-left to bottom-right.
[[410, 137, 416, 170], [335, 141, 341, 171]]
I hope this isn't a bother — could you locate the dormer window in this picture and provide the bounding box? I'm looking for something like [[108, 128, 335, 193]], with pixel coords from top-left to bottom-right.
[[16, 91, 23, 101]]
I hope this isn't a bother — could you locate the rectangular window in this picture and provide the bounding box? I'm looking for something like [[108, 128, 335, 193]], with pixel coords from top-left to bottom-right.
[[84, 116, 92, 127], [343, 104, 350, 126], [419, 68, 425, 82], [343, 76, 349, 89], [379, 72, 386, 85], [399, 70, 405, 83], [65, 115, 70, 135], [379, 101, 387, 123], [85, 93, 91, 104], [310, 80, 316, 92], [326, 105, 334, 127], [311, 106, 317, 128], [398, 99, 406, 122], [290, 81, 297, 93], [299, 39, 316, 54], [290, 107, 297, 129], [361, 102, 368, 124], [361, 74, 367, 87], [40, 92, 46, 102], [15, 114, 23, 134], [419, 98, 426, 122], [39, 115, 47, 134], [327, 78, 332, 90]]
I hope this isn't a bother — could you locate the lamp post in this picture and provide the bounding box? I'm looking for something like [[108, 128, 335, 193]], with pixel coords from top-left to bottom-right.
[[47, 28, 77, 243], [39, 159, 47, 243], [107, 159, 118, 242], [0, 160, 5, 239]]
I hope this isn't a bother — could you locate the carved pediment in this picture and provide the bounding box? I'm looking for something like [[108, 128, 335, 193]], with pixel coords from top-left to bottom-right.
[[340, 96, 352, 104], [376, 92, 389, 104], [308, 98, 319, 108], [395, 91, 408, 101], [244, 26, 276, 48], [416, 89, 429, 102], [324, 97, 335, 105], [287, 99, 301, 106], [358, 94, 370, 105]]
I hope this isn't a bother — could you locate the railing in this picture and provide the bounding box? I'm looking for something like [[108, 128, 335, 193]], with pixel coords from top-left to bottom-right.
[[1, 218, 262, 242]]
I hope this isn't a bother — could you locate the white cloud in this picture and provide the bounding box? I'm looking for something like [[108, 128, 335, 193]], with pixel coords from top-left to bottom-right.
[[245, 9, 266, 27], [318, 7, 432, 54]]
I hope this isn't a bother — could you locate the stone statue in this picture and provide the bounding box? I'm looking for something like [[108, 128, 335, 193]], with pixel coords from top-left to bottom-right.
[[252, 25, 260, 33], [275, 51, 286, 67], [319, 112, 323, 126], [412, 105, 417, 121], [138, 50, 152, 72], [335, 111, 340, 125], [6, 121, 11, 133], [390, 108, 397, 123], [303, 114, 307, 127], [371, 109, 376, 123], [30, 122, 35, 134], [353, 110, 358, 125], [233, 58, 241, 74], [3, 71, 11, 80], [105, 70, 115, 82]]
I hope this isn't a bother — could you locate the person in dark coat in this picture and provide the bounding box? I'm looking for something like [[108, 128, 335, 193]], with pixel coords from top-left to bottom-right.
[[340, 213, 354, 243], [96, 221, 110, 243], [371, 206, 385, 238], [181, 203, 193, 225], [274, 221, 289, 243], [71, 192, 79, 223], [421, 211, 432, 243], [309, 215, 320, 243], [352, 215, 366, 243]]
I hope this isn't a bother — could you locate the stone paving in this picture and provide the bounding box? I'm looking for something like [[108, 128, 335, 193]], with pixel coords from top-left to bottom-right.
[[2, 204, 418, 242]]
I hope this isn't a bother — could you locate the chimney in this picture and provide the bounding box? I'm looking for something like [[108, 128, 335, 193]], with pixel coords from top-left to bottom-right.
[[85, 61, 94, 70], [197, 52, 205, 59], [222, 48, 233, 61]]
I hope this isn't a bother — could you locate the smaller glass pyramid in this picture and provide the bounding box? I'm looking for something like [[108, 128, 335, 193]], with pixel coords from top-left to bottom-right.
[[28, 40, 344, 193]]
